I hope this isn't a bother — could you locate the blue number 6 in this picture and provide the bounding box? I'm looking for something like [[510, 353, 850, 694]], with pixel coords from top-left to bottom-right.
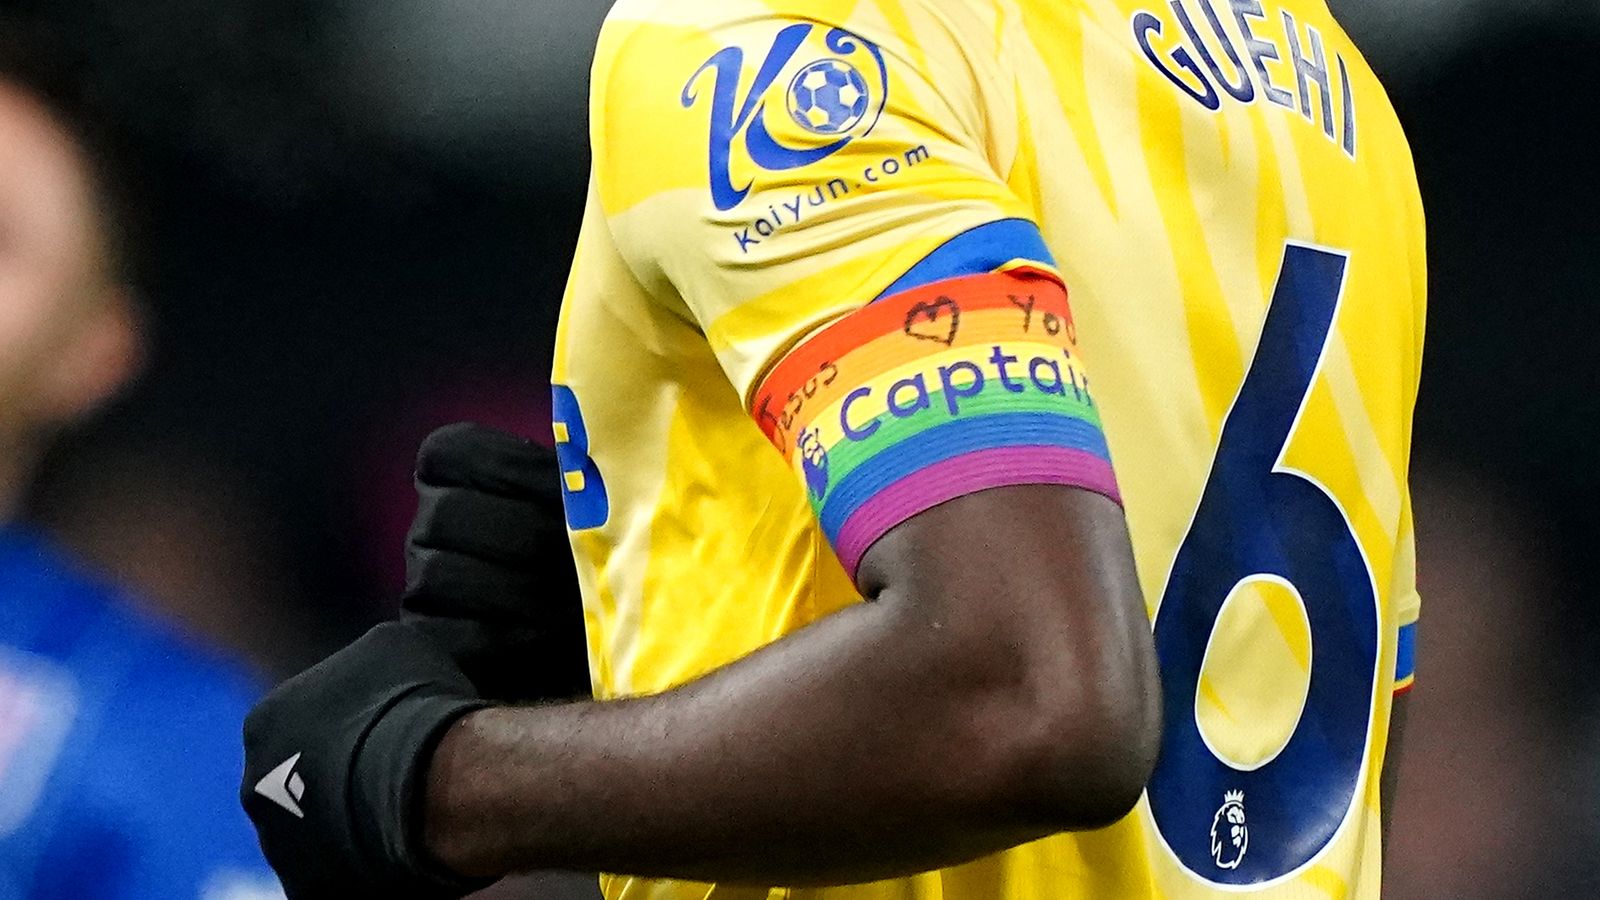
[[1147, 243, 1380, 885]]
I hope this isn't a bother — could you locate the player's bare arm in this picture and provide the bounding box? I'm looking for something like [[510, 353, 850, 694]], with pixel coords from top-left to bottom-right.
[[423, 483, 1160, 884], [241, 0, 1425, 895]]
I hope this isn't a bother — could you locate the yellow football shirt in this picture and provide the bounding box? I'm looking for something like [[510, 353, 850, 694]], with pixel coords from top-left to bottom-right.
[[550, 0, 1424, 897]]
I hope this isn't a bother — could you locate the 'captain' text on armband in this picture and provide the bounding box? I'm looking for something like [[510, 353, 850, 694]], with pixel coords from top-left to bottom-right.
[[751, 270, 1120, 575], [836, 344, 1095, 442]]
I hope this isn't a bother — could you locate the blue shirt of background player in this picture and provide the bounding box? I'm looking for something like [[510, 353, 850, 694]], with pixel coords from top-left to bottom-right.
[[0, 528, 282, 900]]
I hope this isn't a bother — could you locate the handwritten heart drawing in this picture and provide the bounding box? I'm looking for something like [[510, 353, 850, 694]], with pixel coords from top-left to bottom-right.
[[902, 296, 961, 345]]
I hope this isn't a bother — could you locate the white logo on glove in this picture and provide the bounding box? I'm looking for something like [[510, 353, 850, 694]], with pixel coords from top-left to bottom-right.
[[253, 752, 306, 819]]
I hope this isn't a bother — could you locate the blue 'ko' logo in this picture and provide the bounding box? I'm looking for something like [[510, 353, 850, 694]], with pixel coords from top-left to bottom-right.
[[682, 24, 888, 210]]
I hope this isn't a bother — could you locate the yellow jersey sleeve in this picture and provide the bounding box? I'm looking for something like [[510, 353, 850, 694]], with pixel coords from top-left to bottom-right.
[[588, 0, 1121, 578], [591, 0, 1040, 400]]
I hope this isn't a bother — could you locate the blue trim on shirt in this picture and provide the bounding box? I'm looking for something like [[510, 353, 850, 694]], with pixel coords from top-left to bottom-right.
[[874, 218, 1057, 300], [1395, 621, 1417, 681]]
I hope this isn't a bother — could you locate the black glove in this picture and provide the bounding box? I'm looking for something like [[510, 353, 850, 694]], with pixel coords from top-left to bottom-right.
[[400, 422, 591, 703], [241, 622, 493, 899]]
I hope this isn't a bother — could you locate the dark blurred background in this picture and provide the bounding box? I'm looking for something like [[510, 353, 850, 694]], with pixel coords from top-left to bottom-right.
[[5, 0, 1596, 897]]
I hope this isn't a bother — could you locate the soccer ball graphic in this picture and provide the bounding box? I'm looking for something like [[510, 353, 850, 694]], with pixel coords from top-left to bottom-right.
[[787, 59, 870, 135]]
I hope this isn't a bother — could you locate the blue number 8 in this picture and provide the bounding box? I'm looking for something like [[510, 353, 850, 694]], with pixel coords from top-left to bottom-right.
[[1147, 243, 1380, 884], [551, 384, 609, 530]]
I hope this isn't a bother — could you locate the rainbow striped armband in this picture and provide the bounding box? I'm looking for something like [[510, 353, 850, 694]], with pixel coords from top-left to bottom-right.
[[751, 268, 1121, 579]]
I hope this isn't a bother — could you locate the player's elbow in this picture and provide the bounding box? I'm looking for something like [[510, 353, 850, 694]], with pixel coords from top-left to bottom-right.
[[1022, 665, 1162, 829], [864, 484, 1162, 831], [971, 623, 1162, 831]]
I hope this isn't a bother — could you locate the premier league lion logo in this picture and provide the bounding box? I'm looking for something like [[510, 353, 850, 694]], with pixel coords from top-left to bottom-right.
[[797, 427, 829, 501], [1210, 790, 1248, 870]]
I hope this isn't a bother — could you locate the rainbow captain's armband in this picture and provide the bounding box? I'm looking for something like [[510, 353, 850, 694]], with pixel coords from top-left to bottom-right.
[[751, 269, 1121, 579]]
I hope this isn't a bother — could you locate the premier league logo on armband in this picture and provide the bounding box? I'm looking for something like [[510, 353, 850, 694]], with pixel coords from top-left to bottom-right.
[[796, 426, 830, 501], [682, 23, 889, 211], [1210, 790, 1249, 870]]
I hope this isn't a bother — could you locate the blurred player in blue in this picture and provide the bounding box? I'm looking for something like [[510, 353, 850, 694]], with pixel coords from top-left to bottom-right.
[[0, 22, 282, 900]]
